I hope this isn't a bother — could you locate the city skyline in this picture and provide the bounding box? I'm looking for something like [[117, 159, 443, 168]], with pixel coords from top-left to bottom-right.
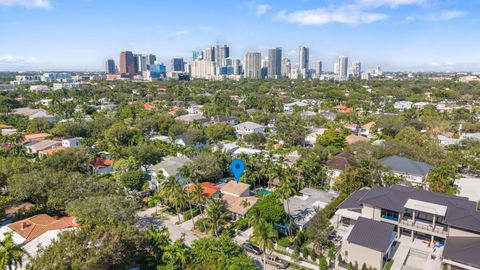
[[1, 0, 479, 72]]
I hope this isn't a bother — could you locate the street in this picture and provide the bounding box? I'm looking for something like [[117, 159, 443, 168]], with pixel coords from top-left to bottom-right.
[[136, 207, 307, 269]]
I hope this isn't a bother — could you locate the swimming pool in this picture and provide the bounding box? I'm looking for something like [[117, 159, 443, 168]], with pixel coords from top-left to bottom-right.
[[254, 189, 272, 196]]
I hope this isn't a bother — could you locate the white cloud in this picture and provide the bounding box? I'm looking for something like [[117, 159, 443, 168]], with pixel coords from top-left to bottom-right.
[[173, 29, 190, 39], [256, 4, 270, 16], [276, 5, 389, 25], [0, 0, 51, 9], [356, 0, 427, 8], [0, 55, 36, 69], [428, 10, 466, 21]]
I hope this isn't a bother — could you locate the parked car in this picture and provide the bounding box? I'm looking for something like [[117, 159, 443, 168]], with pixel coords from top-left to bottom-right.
[[266, 255, 289, 269], [242, 243, 262, 255]]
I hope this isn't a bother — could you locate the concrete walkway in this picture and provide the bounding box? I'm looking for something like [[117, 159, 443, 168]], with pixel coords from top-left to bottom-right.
[[234, 228, 318, 270], [391, 238, 412, 270]]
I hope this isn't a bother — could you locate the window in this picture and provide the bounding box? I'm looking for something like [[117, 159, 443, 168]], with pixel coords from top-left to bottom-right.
[[381, 208, 399, 221]]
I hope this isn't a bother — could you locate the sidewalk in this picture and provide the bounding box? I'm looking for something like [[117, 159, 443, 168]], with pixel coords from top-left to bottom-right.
[[234, 228, 318, 270]]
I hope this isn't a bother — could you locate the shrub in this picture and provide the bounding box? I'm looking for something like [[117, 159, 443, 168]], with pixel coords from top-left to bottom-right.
[[183, 206, 200, 221], [276, 237, 292, 248], [233, 218, 249, 231]]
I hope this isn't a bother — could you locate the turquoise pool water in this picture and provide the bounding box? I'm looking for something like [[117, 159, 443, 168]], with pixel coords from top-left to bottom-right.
[[255, 189, 272, 196]]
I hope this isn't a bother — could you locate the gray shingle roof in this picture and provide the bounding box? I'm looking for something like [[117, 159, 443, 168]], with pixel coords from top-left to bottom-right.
[[380, 155, 433, 176], [357, 185, 480, 233], [347, 217, 395, 252], [337, 188, 370, 209], [443, 237, 480, 269]]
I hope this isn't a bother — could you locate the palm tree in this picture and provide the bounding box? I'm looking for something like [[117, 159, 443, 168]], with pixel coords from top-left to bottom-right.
[[0, 232, 25, 270], [204, 197, 229, 236], [248, 207, 263, 228], [190, 182, 207, 232], [162, 240, 189, 270], [251, 219, 278, 269], [160, 176, 187, 223]]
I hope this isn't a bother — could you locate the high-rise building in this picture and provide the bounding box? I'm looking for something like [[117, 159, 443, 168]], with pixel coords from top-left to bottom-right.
[[171, 57, 184, 72], [298, 46, 309, 70], [244, 52, 262, 79], [268, 47, 282, 79], [203, 47, 215, 62], [215, 44, 229, 67], [119, 51, 135, 75], [135, 54, 148, 74], [145, 54, 157, 67], [105, 59, 116, 74], [352, 61, 361, 77], [281, 57, 291, 78], [338, 56, 348, 79], [192, 50, 203, 60], [224, 58, 241, 75], [314, 60, 322, 75], [334, 63, 339, 75], [190, 60, 216, 79]]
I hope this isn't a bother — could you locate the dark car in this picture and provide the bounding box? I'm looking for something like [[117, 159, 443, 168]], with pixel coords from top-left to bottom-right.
[[242, 242, 262, 255], [266, 255, 289, 269]]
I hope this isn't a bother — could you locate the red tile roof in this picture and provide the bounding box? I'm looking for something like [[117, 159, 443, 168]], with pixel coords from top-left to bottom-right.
[[185, 182, 220, 197]]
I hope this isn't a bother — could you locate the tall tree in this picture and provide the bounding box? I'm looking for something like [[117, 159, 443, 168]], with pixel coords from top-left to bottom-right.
[[427, 166, 459, 195], [0, 232, 25, 270], [251, 219, 278, 269], [204, 197, 229, 236]]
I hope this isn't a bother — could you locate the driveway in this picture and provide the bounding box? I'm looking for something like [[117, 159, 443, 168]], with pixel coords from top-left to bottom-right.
[[137, 207, 201, 246]]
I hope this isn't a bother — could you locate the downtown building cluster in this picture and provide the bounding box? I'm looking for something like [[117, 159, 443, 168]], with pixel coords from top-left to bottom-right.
[[106, 44, 383, 81]]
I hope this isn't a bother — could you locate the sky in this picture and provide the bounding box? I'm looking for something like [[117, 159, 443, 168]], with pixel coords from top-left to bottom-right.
[[0, 0, 480, 72]]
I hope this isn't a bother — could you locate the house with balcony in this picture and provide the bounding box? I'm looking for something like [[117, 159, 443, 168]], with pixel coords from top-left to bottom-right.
[[334, 185, 480, 270]]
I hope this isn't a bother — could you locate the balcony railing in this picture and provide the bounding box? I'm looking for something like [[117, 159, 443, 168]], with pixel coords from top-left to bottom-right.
[[399, 219, 447, 235]]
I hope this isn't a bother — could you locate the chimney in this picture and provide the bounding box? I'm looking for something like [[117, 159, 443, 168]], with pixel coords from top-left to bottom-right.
[[21, 221, 29, 230]]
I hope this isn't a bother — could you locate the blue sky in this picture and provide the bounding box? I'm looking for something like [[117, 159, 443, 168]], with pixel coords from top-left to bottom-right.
[[0, 0, 479, 72]]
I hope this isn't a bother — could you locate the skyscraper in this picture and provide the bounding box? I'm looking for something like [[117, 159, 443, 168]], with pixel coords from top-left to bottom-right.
[[244, 52, 262, 79], [190, 60, 216, 79], [203, 47, 215, 62], [119, 51, 135, 75], [314, 60, 322, 75], [135, 54, 147, 74], [268, 47, 282, 79], [339, 56, 348, 79], [105, 59, 116, 74], [281, 57, 291, 78], [215, 44, 229, 67], [171, 57, 184, 72], [192, 50, 203, 60], [224, 58, 241, 75], [145, 54, 157, 67], [298, 46, 309, 70], [352, 61, 361, 77]]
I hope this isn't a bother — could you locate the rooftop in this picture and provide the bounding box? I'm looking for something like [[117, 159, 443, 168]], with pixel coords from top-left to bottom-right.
[[443, 237, 480, 269], [222, 194, 257, 215], [151, 156, 191, 177], [343, 185, 480, 233], [327, 152, 358, 171], [380, 155, 433, 176], [234, 121, 264, 129], [346, 217, 395, 252], [184, 182, 220, 197], [220, 180, 251, 197], [7, 214, 78, 243], [285, 188, 337, 226]]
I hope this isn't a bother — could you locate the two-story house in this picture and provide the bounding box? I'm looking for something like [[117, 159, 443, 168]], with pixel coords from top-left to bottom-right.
[[334, 185, 480, 270]]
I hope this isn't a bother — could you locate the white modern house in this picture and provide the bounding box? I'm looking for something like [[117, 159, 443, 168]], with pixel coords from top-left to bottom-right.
[[61, 137, 82, 148], [234, 121, 265, 137], [394, 101, 413, 111]]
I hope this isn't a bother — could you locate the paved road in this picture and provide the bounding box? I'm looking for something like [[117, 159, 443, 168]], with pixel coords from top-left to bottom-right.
[[137, 207, 316, 269]]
